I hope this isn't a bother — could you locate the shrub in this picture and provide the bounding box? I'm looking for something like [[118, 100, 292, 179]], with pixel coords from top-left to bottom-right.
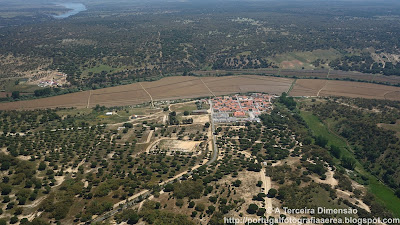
[[195, 203, 205, 212], [268, 188, 278, 198], [247, 204, 258, 214]]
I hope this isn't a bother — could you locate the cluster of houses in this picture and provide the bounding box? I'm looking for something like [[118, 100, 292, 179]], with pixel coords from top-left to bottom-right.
[[38, 80, 61, 87], [211, 93, 273, 123], [37, 73, 67, 87], [212, 94, 272, 116]]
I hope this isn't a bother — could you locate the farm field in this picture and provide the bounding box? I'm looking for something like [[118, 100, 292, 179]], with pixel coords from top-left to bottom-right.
[[290, 79, 400, 101], [192, 69, 400, 85], [1, 75, 400, 110], [0, 75, 292, 110]]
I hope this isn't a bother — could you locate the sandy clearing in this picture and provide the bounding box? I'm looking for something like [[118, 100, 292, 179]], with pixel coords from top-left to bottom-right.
[[314, 167, 338, 186], [182, 115, 210, 124], [280, 60, 304, 69], [1, 147, 8, 155], [336, 189, 370, 212], [158, 139, 201, 152]]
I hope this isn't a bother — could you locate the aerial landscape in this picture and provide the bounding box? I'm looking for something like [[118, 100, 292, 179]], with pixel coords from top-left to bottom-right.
[[0, 0, 400, 224]]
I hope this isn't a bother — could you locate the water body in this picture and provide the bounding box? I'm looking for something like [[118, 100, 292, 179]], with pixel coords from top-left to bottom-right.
[[53, 3, 86, 19]]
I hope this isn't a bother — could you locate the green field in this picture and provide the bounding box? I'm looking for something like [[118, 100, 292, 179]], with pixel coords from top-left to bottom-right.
[[81, 64, 126, 77], [268, 49, 341, 69], [300, 111, 348, 148], [170, 102, 199, 112], [301, 110, 400, 217], [3, 79, 41, 93]]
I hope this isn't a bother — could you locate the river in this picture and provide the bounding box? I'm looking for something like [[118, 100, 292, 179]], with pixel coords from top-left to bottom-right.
[[53, 3, 86, 19]]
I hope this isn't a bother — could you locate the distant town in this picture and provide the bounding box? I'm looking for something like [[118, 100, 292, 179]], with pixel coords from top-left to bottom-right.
[[211, 93, 274, 123]]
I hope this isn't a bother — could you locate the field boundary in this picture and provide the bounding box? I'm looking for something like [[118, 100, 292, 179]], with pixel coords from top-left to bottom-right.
[[199, 77, 216, 97], [287, 78, 297, 95], [316, 80, 327, 97], [87, 90, 92, 108], [140, 83, 155, 108]]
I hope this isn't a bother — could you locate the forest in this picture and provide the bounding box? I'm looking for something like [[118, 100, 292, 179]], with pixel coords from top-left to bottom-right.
[[1, 97, 398, 224], [1, 0, 400, 97]]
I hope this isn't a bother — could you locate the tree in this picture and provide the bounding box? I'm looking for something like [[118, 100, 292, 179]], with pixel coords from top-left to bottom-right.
[[3, 196, 10, 203], [11, 91, 20, 99], [14, 207, 23, 215], [315, 135, 328, 147], [207, 205, 216, 214], [342, 157, 356, 170], [195, 203, 205, 212], [188, 201, 195, 208], [123, 123, 133, 128], [10, 216, 18, 224], [330, 145, 341, 158], [268, 188, 277, 198], [257, 208, 266, 216], [247, 204, 258, 214], [38, 162, 46, 171], [279, 92, 296, 110], [27, 218, 50, 225], [34, 88, 52, 97], [127, 212, 139, 224], [164, 183, 174, 192], [256, 181, 263, 187], [395, 189, 400, 198], [175, 199, 184, 207], [1, 161, 10, 171], [303, 137, 312, 145], [254, 193, 266, 201], [232, 180, 241, 187], [184, 111, 190, 116], [1, 185, 12, 195]]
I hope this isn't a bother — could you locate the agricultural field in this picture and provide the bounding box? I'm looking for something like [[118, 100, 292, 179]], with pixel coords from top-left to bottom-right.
[[3, 75, 400, 111], [0, 75, 293, 110], [290, 79, 400, 101]]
